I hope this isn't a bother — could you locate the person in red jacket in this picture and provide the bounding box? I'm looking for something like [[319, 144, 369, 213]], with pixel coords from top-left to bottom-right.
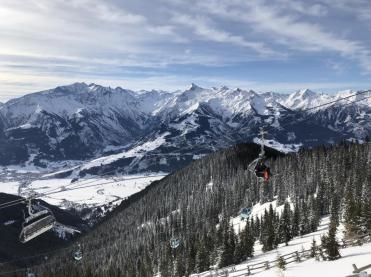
[[254, 160, 270, 181]]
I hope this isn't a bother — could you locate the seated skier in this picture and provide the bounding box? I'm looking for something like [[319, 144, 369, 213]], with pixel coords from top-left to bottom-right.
[[254, 160, 270, 181]]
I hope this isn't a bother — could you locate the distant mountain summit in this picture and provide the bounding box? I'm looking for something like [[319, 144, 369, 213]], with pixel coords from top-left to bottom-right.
[[0, 83, 370, 173]]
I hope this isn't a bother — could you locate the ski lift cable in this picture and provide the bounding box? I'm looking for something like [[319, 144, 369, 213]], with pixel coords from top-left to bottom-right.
[[302, 90, 369, 112], [261, 91, 371, 135], [0, 197, 26, 206]]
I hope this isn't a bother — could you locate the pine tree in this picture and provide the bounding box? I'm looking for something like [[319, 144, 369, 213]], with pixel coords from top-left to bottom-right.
[[299, 200, 309, 235], [159, 245, 172, 277], [310, 238, 318, 258], [308, 195, 320, 232], [276, 255, 286, 270], [291, 202, 300, 237], [253, 216, 261, 239], [186, 238, 197, 276], [234, 237, 245, 264], [236, 221, 255, 262], [195, 240, 210, 273], [278, 201, 292, 245], [261, 206, 277, 252], [316, 181, 327, 216], [321, 213, 341, 260], [359, 181, 371, 237], [330, 193, 340, 227], [219, 223, 236, 267], [343, 190, 360, 241], [175, 252, 186, 277]]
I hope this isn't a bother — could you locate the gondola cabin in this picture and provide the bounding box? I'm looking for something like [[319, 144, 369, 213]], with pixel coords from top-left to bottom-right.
[[73, 250, 83, 261], [239, 207, 252, 220], [170, 238, 181, 249]]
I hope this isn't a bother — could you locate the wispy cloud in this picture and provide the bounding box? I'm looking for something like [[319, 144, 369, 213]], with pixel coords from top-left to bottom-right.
[[0, 0, 370, 101], [171, 14, 281, 57], [196, 0, 371, 71]]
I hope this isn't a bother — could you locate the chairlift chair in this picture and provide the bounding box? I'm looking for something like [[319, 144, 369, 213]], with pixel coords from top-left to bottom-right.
[[248, 128, 271, 182], [19, 198, 56, 243]]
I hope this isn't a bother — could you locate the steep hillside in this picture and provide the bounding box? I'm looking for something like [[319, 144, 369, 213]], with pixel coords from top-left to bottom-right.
[[5, 141, 368, 276]]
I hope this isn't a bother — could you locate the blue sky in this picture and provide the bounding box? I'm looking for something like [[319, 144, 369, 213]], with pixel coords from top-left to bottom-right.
[[1, 0, 371, 101]]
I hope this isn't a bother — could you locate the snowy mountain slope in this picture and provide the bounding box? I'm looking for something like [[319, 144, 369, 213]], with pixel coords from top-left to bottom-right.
[[282, 89, 334, 111], [0, 83, 370, 173], [192, 214, 371, 277]]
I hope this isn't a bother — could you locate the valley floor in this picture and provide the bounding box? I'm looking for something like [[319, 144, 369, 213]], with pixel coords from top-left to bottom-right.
[[0, 174, 165, 209]]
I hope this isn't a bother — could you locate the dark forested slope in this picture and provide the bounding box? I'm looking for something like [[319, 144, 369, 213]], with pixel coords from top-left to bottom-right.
[[4, 142, 370, 277]]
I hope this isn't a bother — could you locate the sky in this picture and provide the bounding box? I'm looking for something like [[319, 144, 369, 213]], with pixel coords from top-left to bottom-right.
[[1, 0, 371, 102]]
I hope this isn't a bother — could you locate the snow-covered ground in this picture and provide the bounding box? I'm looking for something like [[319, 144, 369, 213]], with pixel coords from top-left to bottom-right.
[[192, 204, 371, 277], [0, 174, 165, 209], [255, 243, 371, 277], [81, 132, 170, 171], [230, 198, 294, 234], [0, 181, 20, 195], [253, 137, 302, 153]]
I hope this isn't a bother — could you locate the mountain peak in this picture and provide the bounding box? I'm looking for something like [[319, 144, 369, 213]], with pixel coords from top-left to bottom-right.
[[296, 88, 316, 97], [188, 83, 203, 91]]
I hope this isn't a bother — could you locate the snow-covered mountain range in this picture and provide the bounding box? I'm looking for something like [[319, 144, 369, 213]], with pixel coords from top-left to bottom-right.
[[0, 83, 370, 173]]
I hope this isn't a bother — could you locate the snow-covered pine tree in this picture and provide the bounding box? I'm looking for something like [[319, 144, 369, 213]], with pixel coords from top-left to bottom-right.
[[310, 238, 318, 258], [261, 205, 277, 252], [238, 220, 255, 261], [343, 189, 361, 241], [195, 240, 209, 273], [308, 194, 320, 232], [278, 201, 292, 245], [299, 200, 309, 235], [291, 201, 300, 237], [276, 255, 286, 270], [321, 211, 341, 260], [175, 251, 186, 277], [359, 181, 371, 238], [219, 223, 236, 267]]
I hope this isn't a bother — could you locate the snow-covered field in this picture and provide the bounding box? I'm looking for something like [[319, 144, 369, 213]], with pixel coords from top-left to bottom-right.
[[0, 181, 20, 195], [0, 174, 165, 209], [253, 137, 302, 153], [81, 132, 170, 171]]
